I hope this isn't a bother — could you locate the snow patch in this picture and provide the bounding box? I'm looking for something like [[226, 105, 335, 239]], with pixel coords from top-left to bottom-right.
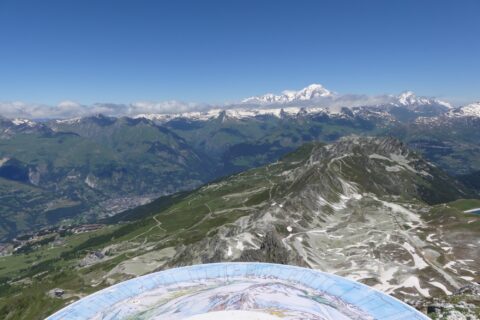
[[402, 276, 430, 297], [236, 241, 244, 251], [429, 281, 452, 295], [385, 165, 403, 172], [402, 242, 429, 269], [0, 157, 9, 167], [12, 118, 36, 126], [85, 175, 97, 189]]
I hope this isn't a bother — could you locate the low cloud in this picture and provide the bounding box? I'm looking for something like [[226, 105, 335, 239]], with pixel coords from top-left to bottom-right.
[[322, 94, 399, 109], [0, 100, 212, 120], [127, 101, 212, 116]]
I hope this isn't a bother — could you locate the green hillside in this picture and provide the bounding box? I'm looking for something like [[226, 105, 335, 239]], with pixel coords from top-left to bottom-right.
[[0, 138, 478, 319]]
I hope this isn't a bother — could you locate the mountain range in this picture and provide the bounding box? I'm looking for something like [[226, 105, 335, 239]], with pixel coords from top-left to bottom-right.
[[242, 83, 335, 104], [0, 84, 479, 240]]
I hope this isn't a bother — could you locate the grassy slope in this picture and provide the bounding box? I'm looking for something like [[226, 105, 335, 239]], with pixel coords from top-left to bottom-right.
[[447, 199, 480, 211], [0, 120, 216, 240], [0, 144, 316, 319], [0, 141, 477, 319]]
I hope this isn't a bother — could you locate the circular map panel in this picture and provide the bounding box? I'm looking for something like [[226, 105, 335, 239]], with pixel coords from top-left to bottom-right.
[[47, 263, 429, 319]]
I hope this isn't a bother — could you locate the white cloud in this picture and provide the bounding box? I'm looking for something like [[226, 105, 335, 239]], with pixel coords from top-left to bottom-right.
[[0, 100, 211, 120], [57, 100, 81, 109], [127, 101, 211, 115]]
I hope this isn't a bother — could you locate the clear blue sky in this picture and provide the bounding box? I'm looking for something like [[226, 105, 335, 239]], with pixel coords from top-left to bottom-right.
[[0, 0, 479, 105]]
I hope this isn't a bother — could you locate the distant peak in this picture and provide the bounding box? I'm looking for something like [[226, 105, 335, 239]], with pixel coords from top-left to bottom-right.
[[398, 91, 419, 105], [395, 91, 452, 109], [455, 101, 480, 117], [242, 83, 335, 104], [11, 118, 37, 127], [399, 90, 416, 99], [296, 83, 329, 93]]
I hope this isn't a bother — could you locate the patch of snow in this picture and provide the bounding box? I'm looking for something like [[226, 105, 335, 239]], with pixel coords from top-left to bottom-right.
[[236, 241, 244, 251], [389, 153, 417, 173], [401, 242, 429, 269], [0, 157, 9, 167], [402, 275, 430, 297], [441, 246, 453, 252], [444, 261, 456, 271], [376, 198, 422, 224], [385, 165, 403, 172], [55, 117, 82, 124], [84, 175, 97, 189], [12, 118, 36, 126], [369, 154, 391, 161], [429, 281, 452, 295], [369, 153, 422, 175], [374, 267, 398, 292]]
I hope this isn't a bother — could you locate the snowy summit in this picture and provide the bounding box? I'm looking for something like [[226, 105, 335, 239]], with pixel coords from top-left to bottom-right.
[[395, 91, 452, 109], [455, 102, 480, 117], [242, 84, 334, 104]]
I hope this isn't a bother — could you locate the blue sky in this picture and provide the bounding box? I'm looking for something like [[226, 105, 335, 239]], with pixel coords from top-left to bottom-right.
[[0, 0, 479, 105]]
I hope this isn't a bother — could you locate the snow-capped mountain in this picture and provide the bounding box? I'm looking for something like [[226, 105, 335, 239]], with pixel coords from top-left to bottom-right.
[[395, 91, 451, 108], [136, 109, 226, 122], [0, 116, 51, 138], [11, 118, 37, 127], [393, 91, 452, 110], [135, 107, 333, 122], [133, 89, 454, 123], [242, 84, 334, 104], [240, 84, 451, 110], [0, 116, 37, 128], [3, 84, 476, 126], [415, 102, 480, 127], [451, 102, 480, 117]]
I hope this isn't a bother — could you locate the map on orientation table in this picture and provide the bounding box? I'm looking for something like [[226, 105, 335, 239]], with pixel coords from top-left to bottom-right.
[[46, 263, 429, 320]]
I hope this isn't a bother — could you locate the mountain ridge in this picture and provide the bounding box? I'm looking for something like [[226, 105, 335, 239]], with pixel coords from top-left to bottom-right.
[[0, 137, 478, 319]]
